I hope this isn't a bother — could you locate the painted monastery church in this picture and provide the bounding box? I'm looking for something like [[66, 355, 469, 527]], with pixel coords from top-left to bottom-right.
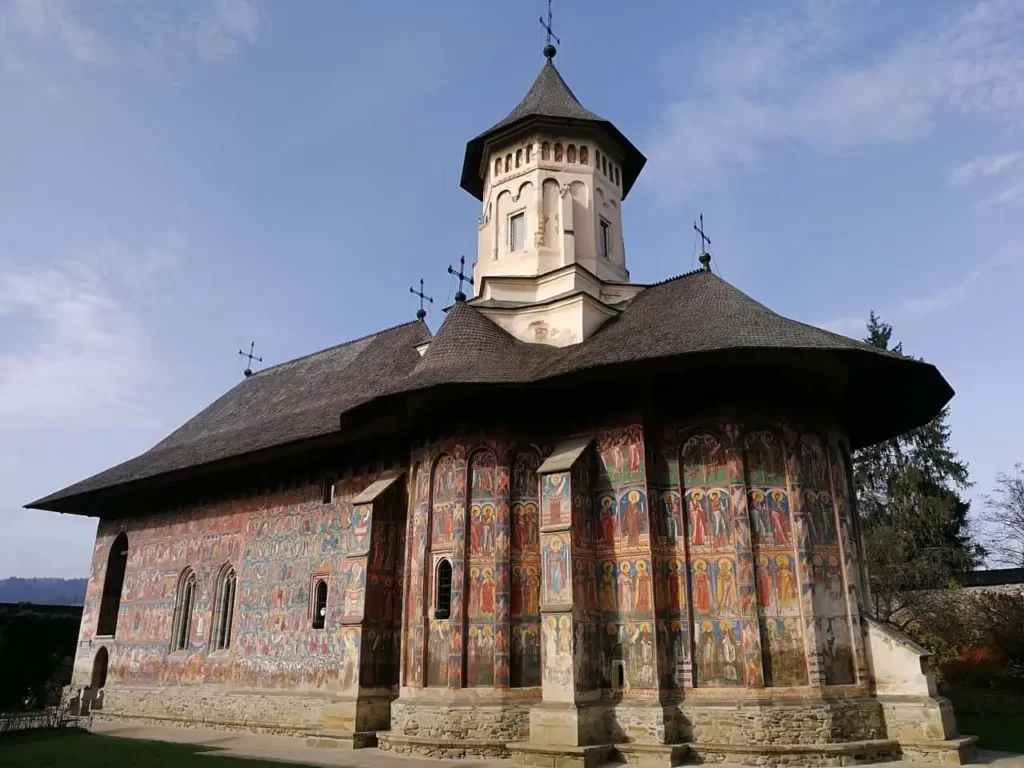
[[30, 44, 976, 767]]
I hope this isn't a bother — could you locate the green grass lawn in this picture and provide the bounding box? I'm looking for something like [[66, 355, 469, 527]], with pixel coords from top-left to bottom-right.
[[0, 729, 294, 768]]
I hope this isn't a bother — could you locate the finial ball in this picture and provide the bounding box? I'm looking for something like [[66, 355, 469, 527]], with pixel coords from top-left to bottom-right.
[[543, 43, 557, 60], [416, 309, 427, 321], [699, 252, 712, 270]]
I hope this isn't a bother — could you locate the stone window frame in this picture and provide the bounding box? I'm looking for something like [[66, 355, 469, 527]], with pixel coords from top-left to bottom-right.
[[169, 567, 196, 654], [310, 573, 329, 630], [321, 474, 336, 504], [209, 563, 237, 654], [508, 209, 527, 253], [599, 216, 612, 259], [434, 558, 453, 620]]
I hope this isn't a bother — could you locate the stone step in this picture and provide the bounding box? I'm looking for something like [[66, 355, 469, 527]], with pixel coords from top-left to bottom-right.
[[304, 730, 377, 749]]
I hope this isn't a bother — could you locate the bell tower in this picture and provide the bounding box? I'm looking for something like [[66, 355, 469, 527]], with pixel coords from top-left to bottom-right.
[[460, 45, 647, 347]]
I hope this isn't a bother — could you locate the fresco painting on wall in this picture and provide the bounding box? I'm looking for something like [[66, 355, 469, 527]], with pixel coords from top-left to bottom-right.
[[792, 434, 855, 685], [597, 426, 645, 488], [658, 619, 689, 689], [431, 454, 463, 548], [758, 617, 807, 686], [694, 619, 742, 686], [542, 534, 570, 605], [426, 619, 448, 687], [541, 473, 569, 527], [510, 450, 542, 687]]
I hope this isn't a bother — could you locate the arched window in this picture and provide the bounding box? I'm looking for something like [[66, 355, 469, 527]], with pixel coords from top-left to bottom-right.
[[554, 143, 564, 162], [515, 149, 522, 168], [505, 154, 512, 172], [211, 565, 237, 652], [494, 157, 502, 176], [567, 144, 577, 163], [525, 144, 532, 163], [91, 647, 109, 689], [595, 149, 601, 168], [96, 532, 128, 637], [312, 579, 328, 629], [541, 142, 550, 161], [614, 166, 621, 186], [435, 559, 452, 620], [170, 568, 196, 652], [579, 145, 589, 165], [602, 156, 608, 176]]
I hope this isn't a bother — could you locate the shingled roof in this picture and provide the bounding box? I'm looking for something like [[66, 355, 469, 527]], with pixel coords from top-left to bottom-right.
[[27, 270, 953, 514], [461, 58, 647, 200], [28, 320, 431, 511]]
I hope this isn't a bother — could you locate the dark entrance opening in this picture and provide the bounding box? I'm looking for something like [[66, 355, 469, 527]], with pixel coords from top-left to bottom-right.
[[96, 533, 128, 636]]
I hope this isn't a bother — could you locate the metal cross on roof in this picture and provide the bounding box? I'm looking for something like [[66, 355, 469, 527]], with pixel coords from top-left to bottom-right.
[[410, 278, 434, 321], [448, 256, 474, 303], [238, 341, 262, 378], [694, 214, 712, 271], [539, 0, 560, 59]]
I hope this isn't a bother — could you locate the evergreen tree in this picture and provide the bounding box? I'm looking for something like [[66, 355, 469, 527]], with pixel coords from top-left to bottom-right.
[[853, 312, 982, 626]]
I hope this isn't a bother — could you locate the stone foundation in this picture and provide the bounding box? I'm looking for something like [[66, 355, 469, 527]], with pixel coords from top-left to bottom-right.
[[388, 693, 534, 752], [90, 684, 336, 735], [678, 694, 887, 746]]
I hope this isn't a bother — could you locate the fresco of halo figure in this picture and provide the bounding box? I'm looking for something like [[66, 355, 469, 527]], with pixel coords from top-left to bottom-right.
[[598, 426, 646, 487], [694, 619, 743, 686]]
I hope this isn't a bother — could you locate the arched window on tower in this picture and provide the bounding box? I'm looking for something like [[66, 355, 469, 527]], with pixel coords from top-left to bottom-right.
[[170, 568, 196, 652], [579, 145, 589, 165], [554, 143, 564, 162], [615, 166, 621, 186], [525, 144, 532, 163], [495, 157, 502, 176], [312, 579, 328, 630], [602, 156, 608, 176], [541, 142, 550, 161], [96, 532, 128, 637], [567, 144, 577, 163], [515, 149, 522, 168], [211, 565, 237, 652], [435, 559, 452, 620], [505, 154, 512, 173]]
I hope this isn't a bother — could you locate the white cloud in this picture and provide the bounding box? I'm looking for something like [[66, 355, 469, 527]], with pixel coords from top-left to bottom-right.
[[649, 0, 1024, 199], [950, 152, 1024, 186], [0, 234, 183, 432], [977, 181, 1024, 210], [192, 0, 261, 62], [7, 0, 112, 65], [815, 235, 1024, 331]]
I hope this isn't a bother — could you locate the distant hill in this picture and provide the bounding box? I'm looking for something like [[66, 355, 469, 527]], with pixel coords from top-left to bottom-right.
[[0, 577, 87, 605]]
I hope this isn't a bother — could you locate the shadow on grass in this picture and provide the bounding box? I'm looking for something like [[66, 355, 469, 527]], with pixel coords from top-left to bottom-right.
[[949, 688, 1024, 754], [0, 729, 297, 768]]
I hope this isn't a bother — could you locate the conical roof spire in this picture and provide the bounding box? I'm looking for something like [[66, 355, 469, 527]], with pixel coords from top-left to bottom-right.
[[460, 54, 646, 201]]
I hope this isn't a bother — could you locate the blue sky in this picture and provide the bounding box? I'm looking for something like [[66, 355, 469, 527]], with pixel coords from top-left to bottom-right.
[[2, 0, 1022, 577]]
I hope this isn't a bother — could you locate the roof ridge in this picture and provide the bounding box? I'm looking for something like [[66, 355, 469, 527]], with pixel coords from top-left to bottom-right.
[[646, 267, 713, 288], [251, 319, 428, 377]]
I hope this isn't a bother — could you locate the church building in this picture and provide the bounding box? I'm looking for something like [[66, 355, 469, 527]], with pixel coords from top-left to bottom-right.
[[29, 42, 975, 767]]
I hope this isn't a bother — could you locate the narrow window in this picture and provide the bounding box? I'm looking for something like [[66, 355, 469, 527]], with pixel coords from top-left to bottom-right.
[[435, 560, 452, 620], [579, 145, 588, 165], [595, 149, 601, 168], [312, 579, 328, 629], [614, 166, 621, 186], [509, 212, 526, 252], [567, 144, 576, 163], [525, 144, 532, 163], [211, 565, 237, 652], [600, 218, 612, 258], [602, 156, 608, 176], [614, 660, 625, 690], [91, 647, 109, 689], [554, 143, 564, 162], [97, 532, 128, 637], [541, 142, 550, 160], [322, 475, 335, 504], [505, 154, 512, 172], [494, 157, 502, 176], [515, 149, 522, 168], [170, 568, 196, 652]]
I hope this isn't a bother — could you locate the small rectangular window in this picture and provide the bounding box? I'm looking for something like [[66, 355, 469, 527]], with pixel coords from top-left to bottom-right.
[[321, 476, 335, 504], [600, 219, 612, 258], [510, 212, 526, 252]]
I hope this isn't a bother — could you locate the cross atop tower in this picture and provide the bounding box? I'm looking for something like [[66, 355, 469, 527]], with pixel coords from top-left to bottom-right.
[[410, 278, 433, 321], [539, 0, 560, 59], [694, 214, 712, 271], [448, 256, 474, 303], [238, 341, 262, 378]]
